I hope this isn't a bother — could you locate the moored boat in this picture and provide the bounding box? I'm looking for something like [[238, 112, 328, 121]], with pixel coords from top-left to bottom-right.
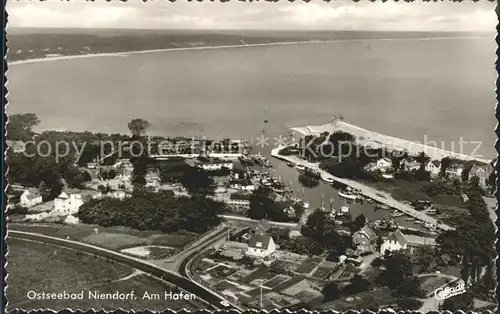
[[295, 164, 306, 172], [390, 210, 405, 217], [338, 189, 358, 201], [286, 161, 295, 167], [321, 174, 334, 184]]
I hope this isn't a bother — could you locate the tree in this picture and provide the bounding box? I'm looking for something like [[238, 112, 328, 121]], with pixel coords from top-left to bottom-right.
[[440, 157, 451, 176], [127, 118, 151, 137], [353, 214, 366, 231], [461, 162, 474, 182], [380, 252, 422, 297], [180, 167, 215, 195], [345, 275, 372, 294], [322, 282, 341, 302], [440, 292, 474, 311], [248, 186, 288, 222], [397, 297, 423, 310], [7, 113, 40, 141], [414, 152, 430, 166]]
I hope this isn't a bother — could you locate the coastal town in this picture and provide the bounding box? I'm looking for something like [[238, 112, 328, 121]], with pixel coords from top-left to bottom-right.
[[6, 113, 497, 312]]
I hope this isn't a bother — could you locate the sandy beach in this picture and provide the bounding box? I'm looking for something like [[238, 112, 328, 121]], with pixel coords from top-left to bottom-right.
[[291, 120, 491, 164], [8, 36, 486, 66]]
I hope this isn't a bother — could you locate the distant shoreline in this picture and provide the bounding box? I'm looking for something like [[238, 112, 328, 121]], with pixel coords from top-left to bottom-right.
[[8, 36, 487, 66]]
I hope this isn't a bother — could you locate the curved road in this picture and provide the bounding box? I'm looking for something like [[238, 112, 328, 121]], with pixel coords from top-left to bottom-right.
[[8, 230, 243, 311]]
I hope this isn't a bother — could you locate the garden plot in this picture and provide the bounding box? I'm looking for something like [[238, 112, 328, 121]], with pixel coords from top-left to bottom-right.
[[312, 266, 335, 280], [263, 275, 292, 289]]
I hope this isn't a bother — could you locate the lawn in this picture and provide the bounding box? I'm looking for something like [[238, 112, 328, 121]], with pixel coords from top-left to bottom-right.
[[312, 266, 334, 280], [9, 223, 196, 251], [295, 257, 321, 274], [419, 275, 451, 295], [6, 238, 202, 311], [316, 287, 398, 311]]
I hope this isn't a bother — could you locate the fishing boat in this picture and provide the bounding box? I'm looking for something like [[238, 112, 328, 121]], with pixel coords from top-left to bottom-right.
[[405, 217, 415, 221], [341, 205, 350, 213], [424, 222, 434, 229], [390, 210, 405, 217], [286, 161, 295, 167], [295, 164, 306, 172], [338, 188, 358, 201], [321, 174, 334, 184]]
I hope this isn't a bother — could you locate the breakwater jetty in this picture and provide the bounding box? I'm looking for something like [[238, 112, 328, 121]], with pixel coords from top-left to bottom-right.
[[270, 147, 455, 231]]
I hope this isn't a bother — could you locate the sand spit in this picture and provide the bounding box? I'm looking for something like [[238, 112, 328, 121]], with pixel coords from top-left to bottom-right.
[[291, 120, 491, 164]]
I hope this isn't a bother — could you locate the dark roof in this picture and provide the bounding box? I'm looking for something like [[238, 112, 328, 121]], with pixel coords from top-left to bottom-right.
[[388, 230, 408, 246], [431, 160, 441, 167], [248, 234, 273, 249], [359, 226, 377, 239], [230, 193, 252, 201]]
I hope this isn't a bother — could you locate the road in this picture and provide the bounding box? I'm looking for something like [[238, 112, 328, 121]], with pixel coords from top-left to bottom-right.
[[271, 148, 454, 231], [153, 223, 229, 272], [8, 230, 242, 311]]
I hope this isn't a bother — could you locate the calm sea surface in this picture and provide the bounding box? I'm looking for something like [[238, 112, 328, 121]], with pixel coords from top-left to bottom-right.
[[8, 37, 496, 158], [7, 36, 497, 224]]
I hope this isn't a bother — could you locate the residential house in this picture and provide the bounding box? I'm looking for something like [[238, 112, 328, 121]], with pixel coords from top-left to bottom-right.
[[228, 179, 255, 191], [469, 164, 494, 187], [54, 189, 102, 215], [425, 160, 441, 177], [352, 226, 378, 254], [227, 193, 252, 210], [6, 140, 26, 153], [245, 234, 276, 259], [380, 230, 436, 254], [19, 188, 43, 208], [445, 164, 464, 178], [404, 234, 436, 253], [401, 159, 421, 172], [380, 230, 408, 254], [250, 220, 272, 236], [376, 158, 393, 172]]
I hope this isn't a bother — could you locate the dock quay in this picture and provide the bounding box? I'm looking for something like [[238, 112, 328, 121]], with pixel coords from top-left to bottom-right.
[[270, 147, 455, 231]]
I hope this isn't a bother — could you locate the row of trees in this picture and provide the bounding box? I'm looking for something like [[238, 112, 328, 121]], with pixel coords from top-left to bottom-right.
[[78, 189, 223, 233]]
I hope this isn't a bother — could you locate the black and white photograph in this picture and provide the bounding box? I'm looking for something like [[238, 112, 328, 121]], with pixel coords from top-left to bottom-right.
[[4, 0, 498, 312]]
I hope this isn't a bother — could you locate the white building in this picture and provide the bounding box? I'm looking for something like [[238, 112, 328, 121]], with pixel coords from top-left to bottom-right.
[[376, 158, 393, 172], [245, 235, 276, 259], [380, 230, 436, 254], [196, 160, 234, 171], [54, 189, 102, 215], [380, 230, 408, 254], [425, 160, 441, 177], [6, 140, 26, 153], [227, 193, 252, 210], [20, 188, 43, 208]]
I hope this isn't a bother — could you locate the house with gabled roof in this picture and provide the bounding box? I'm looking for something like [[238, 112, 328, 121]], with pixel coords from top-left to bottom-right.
[[245, 234, 276, 259], [352, 225, 378, 254]]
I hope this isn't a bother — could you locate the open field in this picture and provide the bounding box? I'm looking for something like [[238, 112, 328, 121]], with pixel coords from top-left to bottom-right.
[[6, 238, 201, 311], [8, 223, 196, 251]]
